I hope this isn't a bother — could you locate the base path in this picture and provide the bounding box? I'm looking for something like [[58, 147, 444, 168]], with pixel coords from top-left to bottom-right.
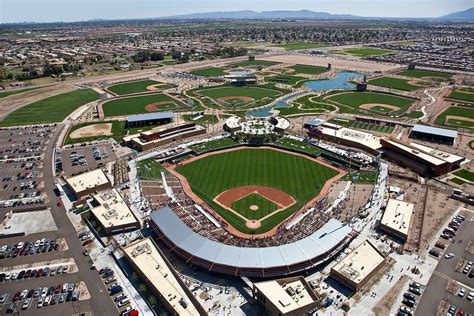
[[359, 103, 401, 112], [167, 146, 346, 239], [145, 101, 175, 112]]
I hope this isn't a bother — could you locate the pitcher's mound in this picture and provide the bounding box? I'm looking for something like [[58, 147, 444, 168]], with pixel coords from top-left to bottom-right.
[[250, 205, 259, 211]]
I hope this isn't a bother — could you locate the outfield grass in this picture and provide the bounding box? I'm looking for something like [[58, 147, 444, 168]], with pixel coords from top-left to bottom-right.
[[0, 87, 39, 99], [405, 111, 424, 119], [102, 93, 185, 117], [452, 169, 474, 182], [434, 106, 474, 129], [230, 60, 279, 67], [190, 67, 227, 77], [197, 85, 281, 100], [398, 70, 452, 80], [289, 64, 328, 75], [176, 148, 338, 233], [0, 89, 100, 127], [342, 47, 395, 57], [368, 76, 431, 91], [274, 43, 326, 50], [264, 74, 308, 86], [107, 79, 171, 95], [326, 91, 414, 115], [447, 89, 474, 103], [231, 193, 277, 220]]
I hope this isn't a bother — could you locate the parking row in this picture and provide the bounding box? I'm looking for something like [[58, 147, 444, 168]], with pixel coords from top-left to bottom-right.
[[0, 238, 60, 259], [99, 267, 137, 316], [1, 264, 70, 282], [430, 214, 466, 258], [397, 281, 424, 316]]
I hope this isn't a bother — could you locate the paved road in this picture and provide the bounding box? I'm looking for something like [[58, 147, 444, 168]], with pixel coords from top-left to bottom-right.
[[1, 125, 118, 315], [416, 220, 474, 315]]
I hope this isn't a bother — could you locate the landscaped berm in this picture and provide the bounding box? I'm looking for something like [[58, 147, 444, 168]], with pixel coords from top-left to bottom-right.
[[170, 147, 343, 235]]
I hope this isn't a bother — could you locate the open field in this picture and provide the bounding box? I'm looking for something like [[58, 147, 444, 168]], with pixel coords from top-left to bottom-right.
[[397, 69, 452, 80], [64, 120, 125, 144], [264, 74, 308, 86], [175, 147, 338, 233], [274, 43, 326, 50], [0, 87, 39, 99], [107, 79, 172, 95], [326, 91, 414, 115], [230, 60, 279, 67], [289, 64, 328, 75], [446, 88, 474, 103], [340, 47, 395, 57], [0, 89, 100, 126], [190, 67, 227, 77], [368, 76, 431, 91], [102, 93, 185, 117], [434, 106, 474, 129]]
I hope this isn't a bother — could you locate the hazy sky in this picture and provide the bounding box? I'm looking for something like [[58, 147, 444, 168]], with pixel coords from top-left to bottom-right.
[[1, 0, 472, 23]]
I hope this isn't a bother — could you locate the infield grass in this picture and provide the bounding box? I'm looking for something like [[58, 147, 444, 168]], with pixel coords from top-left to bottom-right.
[[0, 89, 100, 126], [102, 93, 185, 117], [197, 85, 281, 100], [231, 194, 278, 220], [107, 79, 171, 95], [175, 148, 338, 233]]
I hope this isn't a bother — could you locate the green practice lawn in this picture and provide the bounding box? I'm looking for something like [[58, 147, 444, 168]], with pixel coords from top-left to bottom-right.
[[289, 64, 328, 75], [190, 67, 227, 77], [343, 47, 395, 57], [231, 194, 278, 220], [175, 148, 338, 233], [435, 106, 474, 129], [0, 89, 100, 127], [326, 91, 414, 115], [447, 89, 474, 103], [230, 60, 279, 67], [398, 70, 452, 80], [107, 79, 171, 95], [102, 93, 185, 117], [274, 43, 326, 50], [197, 85, 281, 100], [368, 76, 431, 91], [452, 169, 474, 182], [264, 74, 308, 86]]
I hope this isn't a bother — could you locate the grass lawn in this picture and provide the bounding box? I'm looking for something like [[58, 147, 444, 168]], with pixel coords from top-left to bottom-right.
[[274, 43, 326, 50], [189, 137, 238, 154], [328, 118, 394, 133], [64, 120, 125, 145], [342, 47, 395, 57], [435, 106, 474, 129], [0, 87, 39, 99], [197, 85, 281, 100], [175, 148, 338, 233], [274, 137, 322, 157], [326, 91, 414, 115], [102, 93, 185, 117], [343, 170, 378, 184], [405, 111, 424, 119], [452, 169, 474, 182], [107, 79, 171, 95], [231, 194, 278, 220], [264, 74, 308, 86], [289, 64, 328, 75], [398, 70, 452, 80], [0, 89, 100, 127], [449, 177, 468, 186], [447, 89, 474, 103], [230, 60, 279, 67], [368, 76, 431, 91], [469, 140, 474, 150], [190, 67, 227, 77], [138, 159, 167, 179]]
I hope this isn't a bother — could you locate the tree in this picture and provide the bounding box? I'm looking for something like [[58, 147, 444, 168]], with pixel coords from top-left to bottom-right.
[[132, 50, 151, 63], [150, 51, 164, 61]]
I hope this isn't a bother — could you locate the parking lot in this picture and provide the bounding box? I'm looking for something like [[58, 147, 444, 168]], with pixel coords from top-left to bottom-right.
[[0, 125, 55, 213], [59, 141, 117, 177]]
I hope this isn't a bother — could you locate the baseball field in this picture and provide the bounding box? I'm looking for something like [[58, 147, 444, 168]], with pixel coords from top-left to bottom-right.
[[107, 79, 172, 95], [174, 147, 339, 234], [230, 60, 279, 68], [368, 76, 432, 91], [190, 67, 227, 77], [326, 91, 415, 115], [446, 88, 474, 103], [195, 85, 282, 108], [289, 64, 328, 75], [102, 93, 185, 117], [435, 106, 474, 129], [397, 69, 452, 80], [0, 89, 100, 127], [264, 74, 308, 86]]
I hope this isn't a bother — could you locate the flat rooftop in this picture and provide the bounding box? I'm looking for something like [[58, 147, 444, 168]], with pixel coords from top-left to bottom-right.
[[91, 188, 139, 230], [123, 238, 201, 316], [409, 142, 464, 164], [332, 240, 385, 285], [127, 112, 174, 123], [65, 169, 110, 194], [254, 278, 317, 314], [383, 139, 446, 166], [225, 116, 241, 129], [380, 198, 414, 237], [412, 124, 458, 139], [321, 126, 382, 151]]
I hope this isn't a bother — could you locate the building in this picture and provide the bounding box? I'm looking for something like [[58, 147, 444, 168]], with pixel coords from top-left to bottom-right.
[[381, 138, 463, 176], [253, 276, 321, 316], [90, 189, 140, 235], [379, 199, 414, 241], [269, 116, 290, 133], [223, 116, 242, 133], [303, 118, 324, 129], [330, 240, 386, 291], [409, 124, 458, 145], [123, 122, 206, 151], [223, 71, 257, 84], [122, 238, 206, 316], [64, 169, 111, 200], [126, 112, 173, 128]]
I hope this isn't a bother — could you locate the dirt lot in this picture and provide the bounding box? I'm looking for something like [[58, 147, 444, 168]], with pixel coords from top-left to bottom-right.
[[69, 123, 112, 139]]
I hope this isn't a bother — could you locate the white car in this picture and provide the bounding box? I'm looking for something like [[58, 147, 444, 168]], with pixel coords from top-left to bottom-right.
[[444, 253, 454, 259], [458, 288, 466, 297], [37, 297, 44, 308], [467, 292, 474, 301]]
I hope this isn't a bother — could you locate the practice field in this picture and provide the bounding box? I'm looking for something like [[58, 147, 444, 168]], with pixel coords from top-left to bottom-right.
[[274, 43, 326, 50], [107, 79, 172, 95], [326, 91, 414, 115], [190, 67, 227, 77], [289, 64, 328, 75], [230, 60, 279, 68], [175, 147, 339, 233], [341, 47, 395, 57], [195, 85, 282, 108], [368, 76, 432, 91], [264, 74, 308, 86], [435, 106, 474, 129], [446, 88, 474, 103], [102, 93, 185, 117], [397, 70, 452, 80], [0, 89, 100, 127]]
